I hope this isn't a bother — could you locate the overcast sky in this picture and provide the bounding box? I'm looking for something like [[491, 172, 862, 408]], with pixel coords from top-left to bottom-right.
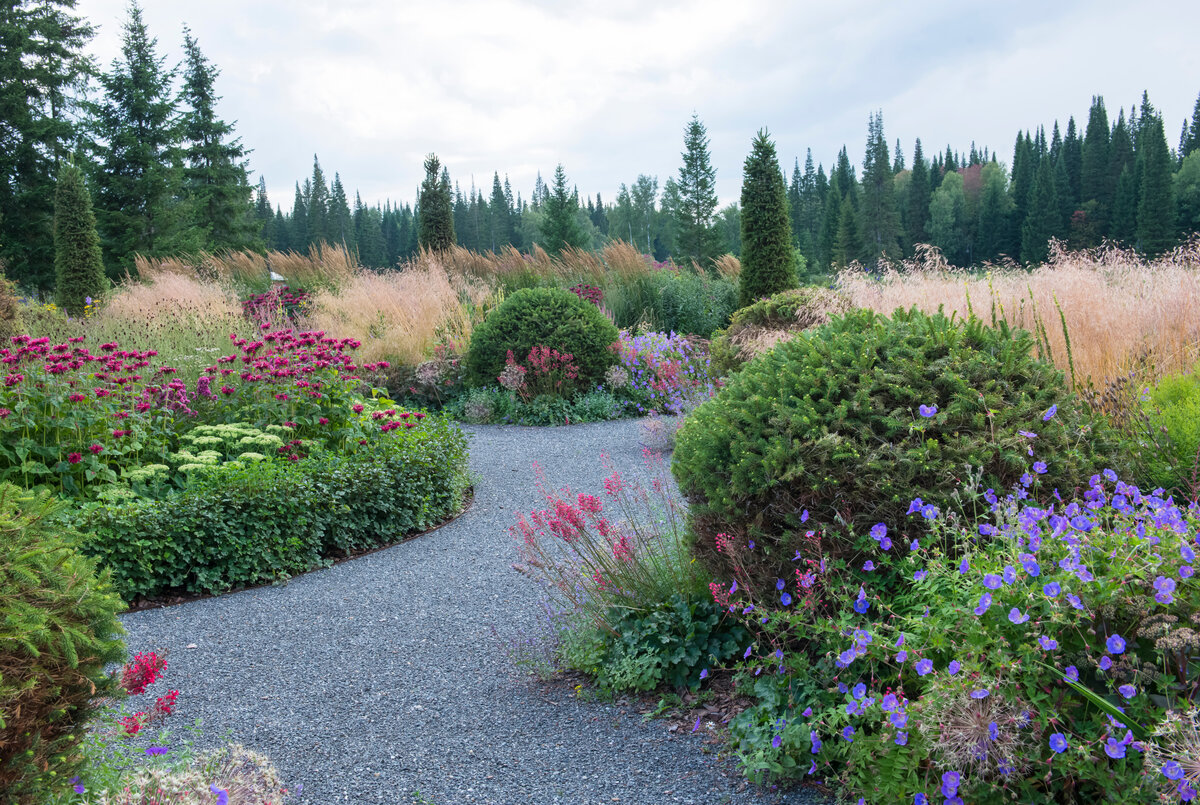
[[74, 0, 1200, 213]]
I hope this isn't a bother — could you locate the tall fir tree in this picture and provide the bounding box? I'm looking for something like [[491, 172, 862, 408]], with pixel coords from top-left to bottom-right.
[[1136, 113, 1175, 256], [787, 159, 803, 247], [53, 161, 106, 314], [0, 0, 95, 290], [832, 194, 861, 268], [1009, 131, 1035, 257], [1175, 151, 1200, 236], [857, 111, 901, 267], [893, 138, 905, 172], [417, 153, 455, 250], [1110, 164, 1138, 244], [328, 173, 354, 252], [906, 139, 931, 248], [305, 156, 330, 248], [539, 164, 586, 256], [674, 114, 721, 264], [975, 161, 1011, 263], [179, 26, 256, 251], [1063, 117, 1083, 208], [253, 177, 275, 246], [1021, 155, 1061, 264], [87, 1, 190, 274], [737, 130, 795, 306], [289, 182, 307, 252], [1080, 95, 1112, 236], [1053, 151, 1074, 235], [488, 172, 513, 251], [1183, 93, 1200, 158]]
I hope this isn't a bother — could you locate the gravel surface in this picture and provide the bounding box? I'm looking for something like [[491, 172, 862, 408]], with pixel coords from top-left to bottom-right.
[[120, 419, 832, 805]]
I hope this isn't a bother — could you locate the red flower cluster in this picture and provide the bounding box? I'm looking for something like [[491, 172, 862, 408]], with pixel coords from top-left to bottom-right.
[[119, 651, 167, 695]]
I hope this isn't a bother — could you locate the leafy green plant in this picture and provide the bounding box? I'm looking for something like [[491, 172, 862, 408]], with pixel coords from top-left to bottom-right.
[[1142, 368, 1200, 500], [0, 484, 127, 804], [602, 268, 737, 338], [673, 307, 1126, 593], [73, 414, 470, 601], [464, 286, 619, 389], [708, 286, 852, 376]]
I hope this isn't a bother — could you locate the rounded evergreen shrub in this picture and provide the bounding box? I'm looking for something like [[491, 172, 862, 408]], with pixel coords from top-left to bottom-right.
[[465, 286, 619, 388], [672, 307, 1127, 592], [0, 485, 127, 803], [708, 286, 852, 376]]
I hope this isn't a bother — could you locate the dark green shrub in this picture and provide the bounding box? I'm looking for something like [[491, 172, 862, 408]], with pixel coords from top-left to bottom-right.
[[1142, 369, 1200, 499], [465, 287, 619, 388], [75, 417, 470, 601], [605, 270, 737, 337], [708, 287, 852, 376], [0, 485, 127, 804], [672, 307, 1127, 591]]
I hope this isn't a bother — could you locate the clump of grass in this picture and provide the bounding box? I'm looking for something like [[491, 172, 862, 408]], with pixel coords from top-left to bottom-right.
[[134, 243, 356, 292], [838, 239, 1200, 386]]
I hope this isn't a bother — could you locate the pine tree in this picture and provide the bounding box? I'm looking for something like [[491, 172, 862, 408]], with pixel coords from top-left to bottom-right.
[[590, 192, 608, 235], [540, 164, 586, 256], [893, 138, 905, 172], [674, 114, 721, 264], [906, 139, 931, 247], [417, 153, 455, 250], [819, 188, 842, 269], [858, 111, 901, 267], [1183, 93, 1200, 158], [289, 183, 307, 252], [975, 162, 1011, 263], [0, 0, 95, 290], [53, 162, 106, 314], [832, 194, 861, 268], [1063, 117, 1083, 207], [1136, 113, 1175, 256], [1009, 132, 1035, 257], [353, 194, 384, 268], [1021, 155, 1060, 265], [306, 156, 330, 247], [1110, 164, 1138, 244], [1053, 151, 1074, 235], [738, 130, 795, 306], [1175, 151, 1200, 236], [787, 159, 803, 247], [253, 177, 274, 246], [1080, 96, 1112, 233], [87, 1, 187, 273], [328, 173, 354, 252], [179, 26, 256, 251], [488, 172, 512, 251]]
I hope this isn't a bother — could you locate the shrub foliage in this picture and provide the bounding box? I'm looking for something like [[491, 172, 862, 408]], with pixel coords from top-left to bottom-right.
[[465, 286, 619, 389], [709, 286, 853, 376], [672, 308, 1126, 590]]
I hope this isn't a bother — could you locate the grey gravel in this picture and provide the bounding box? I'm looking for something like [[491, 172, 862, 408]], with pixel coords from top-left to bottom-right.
[[119, 419, 832, 805]]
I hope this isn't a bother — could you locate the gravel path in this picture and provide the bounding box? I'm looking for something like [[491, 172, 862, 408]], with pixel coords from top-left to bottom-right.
[[119, 420, 830, 805]]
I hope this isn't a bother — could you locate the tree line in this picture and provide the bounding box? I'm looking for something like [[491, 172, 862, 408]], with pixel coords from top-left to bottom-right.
[[4, 0, 1200, 299]]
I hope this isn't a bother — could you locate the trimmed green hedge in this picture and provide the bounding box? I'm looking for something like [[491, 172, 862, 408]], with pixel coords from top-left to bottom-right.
[[72, 416, 470, 601]]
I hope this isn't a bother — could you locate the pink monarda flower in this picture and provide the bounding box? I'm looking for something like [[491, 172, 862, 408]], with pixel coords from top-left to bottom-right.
[[318, 417, 329, 425], [352, 404, 364, 413], [89, 444, 104, 454], [67, 452, 82, 464], [69, 393, 86, 402]]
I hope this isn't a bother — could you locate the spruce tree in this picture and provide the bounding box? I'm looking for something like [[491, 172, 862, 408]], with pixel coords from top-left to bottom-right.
[[1183, 93, 1200, 158], [858, 111, 900, 267], [1080, 96, 1112, 231], [53, 162, 106, 315], [488, 173, 513, 251], [893, 138, 905, 172], [306, 156, 330, 247], [180, 26, 256, 251], [1136, 114, 1175, 256], [328, 173, 354, 252], [832, 195, 861, 268], [0, 0, 95, 290], [1063, 117, 1083, 207], [737, 129, 795, 306], [1021, 156, 1060, 264], [1009, 132, 1035, 257], [1110, 164, 1138, 244], [254, 177, 274, 246], [819, 189, 842, 269], [1053, 151, 1074, 234], [675, 114, 721, 264], [787, 159, 803, 247], [87, 1, 187, 272], [906, 139, 931, 247], [353, 194, 385, 268], [1175, 151, 1200, 236], [417, 153, 455, 251], [975, 162, 1011, 263], [539, 164, 586, 256], [289, 183, 307, 252]]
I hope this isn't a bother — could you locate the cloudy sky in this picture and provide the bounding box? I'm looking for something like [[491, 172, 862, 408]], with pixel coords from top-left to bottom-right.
[[74, 0, 1200, 212]]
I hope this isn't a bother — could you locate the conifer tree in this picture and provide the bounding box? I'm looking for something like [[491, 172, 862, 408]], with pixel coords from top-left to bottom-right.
[[1175, 151, 1200, 235], [1136, 114, 1175, 256], [253, 177, 274, 246], [306, 156, 330, 247], [832, 195, 861, 268], [417, 153, 455, 250], [975, 162, 1011, 263], [88, 1, 188, 272], [906, 139, 931, 247], [858, 111, 901, 267], [737, 130, 795, 306], [0, 0, 95, 289], [353, 193, 385, 268], [53, 162, 106, 314], [1021, 156, 1060, 264], [819, 188, 841, 269], [675, 114, 721, 264], [488, 173, 513, 251], [1009, 132, 1034, 256], [1063, 117, 1083, 207], [1080, 96, 1112, 231], [289, 183, 307, 252], [1053, 151, 1074, 234], [893, 139, 905, 172], [1183, 93, 1200, 158], [1110, 164, 1138, 244], [180, 26, 256, 251], [539, 164, 586, 256], [787, 159, 803, 247], [328, 173, 354, 252]]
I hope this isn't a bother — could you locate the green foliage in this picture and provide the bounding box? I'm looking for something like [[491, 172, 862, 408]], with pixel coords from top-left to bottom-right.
[[708, 287, 853, 377], [1020, 154, 1061, 265], [72, 417, 470, 601], [672, 307, 1125, 592], [674, 115, 722, 264], [446, 386, 627, 426], [52, 162, 107, 315], [1137, 114, 1176, 256], [0, 267, 19, 344], [603, 268, 737, 338], [858, 112, 901, 268], [738, 130, 796, 307], [1143, 369, 1200, 498], [558, 595, 748, 693], [417, 154, 455, 251], [539, 164, 586, 256], [1174, 151, 1200, 235], [0, 484, 127, 804], [465, 286, 619, 389], [929, 171, 967, 265]]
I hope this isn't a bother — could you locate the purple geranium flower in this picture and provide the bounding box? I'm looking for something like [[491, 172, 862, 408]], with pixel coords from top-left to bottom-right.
[[919, 404, 938, 417], [916, 658, 933, 675], [1049, 733, 1068, 753], [1043, 404, 1057, 421], [1009, 607, 1030, 624], [1106, 634, 1126, 654], [1043, 581, 1061, 597], [970, 688, 990, 699], [1119, 684, 1137, 698]]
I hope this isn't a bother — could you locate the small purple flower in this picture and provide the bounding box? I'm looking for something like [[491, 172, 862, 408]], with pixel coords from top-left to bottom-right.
[[1106, 634, 1126, 654], [919, 404, 938, 417], [854, 587, 869, 614], [907, 498, 923, 515], [1164, 761, 1186, 781], [891, 711, 909, 728], [1064, 665, 1079, 682], [780, 592, 793, 606], [802, 707, 813, 717], [871, 522, 888, 540], [1100, 655, 1113, 671], [1067, 593, 1084, 610], [974, 592, 992, 616], [1019, 430, 1038, 439], [842, 725, 855, 741], [71, 777, 85, 794], [744, 645, 753, 659], [1043, 581, 1061, 597], [1105, 737, 1126, 759], [915, 795, 928, 805], [988, 721, 999, 741], [959, 557, 970, 574], [916, 658, 934, 675], [145, 746, 169, 756], [1039, 635, 1058, 650], [1043, 404, 1057, 421], [776, 578, 786, 591], [913, 570, 928, 582], [700, 668, 708, 680], [921, 504, 939, 520], [895, 731, 908, 745], [970, 688, 990, 699], [1003, 565, 1017, 584], [1119, 684, 1137, 699], [852, 682, 867, 699], [863, 560, 876, 571], [1183, 565, 1195, 579], [948, 660, 961, 675], [772, 734, 782, 748], [881, 693, 899, 712], [983, 573, 1002, 589], [1049, 733, 1068, 753], [729, 580, 737, 594], [1033, 460, 1048, 474], [1009, 607, 1030, 624], [1182, 544, 1196, 563], [692, 715, 702, 732], [896, 650, 908, 662], [210, 786, 230, 805], [941, 770, 961, 796]]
